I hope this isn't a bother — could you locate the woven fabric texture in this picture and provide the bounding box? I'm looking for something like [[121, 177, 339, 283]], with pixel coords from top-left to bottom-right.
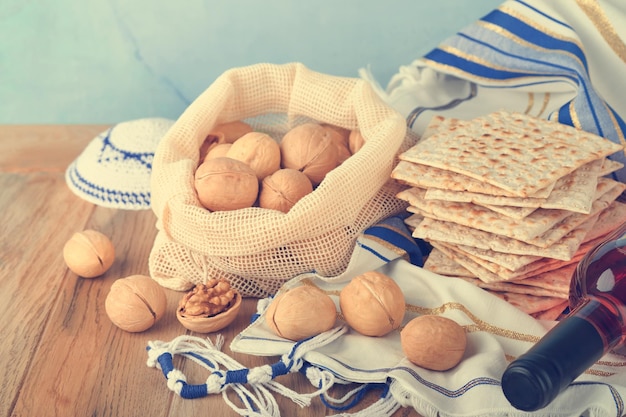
[[148, 63, 412, 297], [65, 117, 175, 210]]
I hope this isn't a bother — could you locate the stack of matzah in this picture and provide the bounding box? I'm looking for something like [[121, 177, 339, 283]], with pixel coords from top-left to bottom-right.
[[391, 111, 626, 320]]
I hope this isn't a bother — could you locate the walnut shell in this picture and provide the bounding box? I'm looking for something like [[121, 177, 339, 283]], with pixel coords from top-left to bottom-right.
[[62, 229, 115, 278], [203, 143, 232, 161], [194, 157, 259, 211], [322, 123, 351, 164], [401, 315, 467, 371], [265, 285, 337, 341], [348, 129, 365, 154], [198, 135, 221, 162], [210, 120, 253, 144], [259, 168, 313, 213], [226, 131, 281, 180], [177, 281, 242, 333], [105, 275, 167, 333], [280, 123, 339, 185], [339, 271, 405, 337]]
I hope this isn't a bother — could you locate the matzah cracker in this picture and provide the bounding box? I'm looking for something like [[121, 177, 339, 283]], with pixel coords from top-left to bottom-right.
[[451, 243, 543, 271], [432, 226, 614, 283], [460, 276, 569, 299], [430, 240, 582, 283], [423, 248, 475, 277], [475, 204, 537, 220], [400, 111, 623, 197], [538, 158, 601, 212], [599, 158, 624, 176], [403, 213, 424, 230], [520, 179, 625, 247], [581, 199, 626, 242], [512, 263, 578, 295], [490, 291, 567, 315], [406, 178, 626, 248], [442, 200, 626, 270], [429, 240, 517, 283], [436, 241, 577, 280], [424, 158, 603, 214], [422, 115, 461, 139], [413, 214, 596, 261], [398, 187, 574, 241], [392, 160, 554, 198], [425, 186, 544, 208], [532, 302, 569, 321], [425, 248, 575, 297]]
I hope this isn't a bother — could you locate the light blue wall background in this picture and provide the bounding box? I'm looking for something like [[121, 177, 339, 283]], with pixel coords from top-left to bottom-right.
[[1, 1, 501, 124]]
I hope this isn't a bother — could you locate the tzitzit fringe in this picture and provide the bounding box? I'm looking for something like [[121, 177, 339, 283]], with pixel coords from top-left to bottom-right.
[[146, 326, 347, 417]]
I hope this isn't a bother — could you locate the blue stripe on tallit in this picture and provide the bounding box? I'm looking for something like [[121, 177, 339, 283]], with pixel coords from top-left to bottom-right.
[[423, 49, 536, 81], [558, 103, 574, 128], [513, 0, 574, 30], [362, 215, 430, 267]]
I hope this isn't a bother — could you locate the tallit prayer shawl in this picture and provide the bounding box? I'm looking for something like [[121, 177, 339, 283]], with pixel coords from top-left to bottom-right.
[[364, 0, 626, 182]]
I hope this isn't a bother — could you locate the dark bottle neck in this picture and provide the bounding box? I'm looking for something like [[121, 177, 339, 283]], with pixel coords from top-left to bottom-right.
[[502, 300, 621, 411]]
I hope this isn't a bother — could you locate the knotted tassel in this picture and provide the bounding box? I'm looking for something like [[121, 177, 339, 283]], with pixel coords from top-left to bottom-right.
[[327, 382, 401, 417], [146, 325, 348, 416]]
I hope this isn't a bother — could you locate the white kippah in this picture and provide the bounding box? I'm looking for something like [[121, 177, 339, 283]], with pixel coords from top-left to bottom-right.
[[65, 117, 175, 210]]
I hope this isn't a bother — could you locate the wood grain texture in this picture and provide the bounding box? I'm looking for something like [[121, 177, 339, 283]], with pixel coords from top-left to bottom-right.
[[0, 126, 421, 417]]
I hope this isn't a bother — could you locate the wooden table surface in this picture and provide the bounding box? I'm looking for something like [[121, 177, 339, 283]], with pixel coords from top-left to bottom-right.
[[0, 125, 421, 417]]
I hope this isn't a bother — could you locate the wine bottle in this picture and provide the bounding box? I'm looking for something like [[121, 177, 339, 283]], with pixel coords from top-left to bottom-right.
[[501, 223, 626, 411]]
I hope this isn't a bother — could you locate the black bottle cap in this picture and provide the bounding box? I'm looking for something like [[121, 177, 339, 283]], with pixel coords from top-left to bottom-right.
[[501, 357, 559, 411]]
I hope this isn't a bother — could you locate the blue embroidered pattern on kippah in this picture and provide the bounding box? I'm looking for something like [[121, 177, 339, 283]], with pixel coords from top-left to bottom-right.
[[67, 162, 151, 206], [98, 127, 155, 170]]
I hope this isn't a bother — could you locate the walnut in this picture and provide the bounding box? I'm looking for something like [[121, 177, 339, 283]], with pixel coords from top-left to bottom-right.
[[280, 123, 339, 186], [194, 157, 259, 211], [258, 168, 313, 213], [321, 123, 351, 164], [265, 285, 337, 341], [348, 129, 365, 154], [176, 279, 242, 333], [178, 279, 235, 317], [401, 315, 467, 371], [105, 275, 167, 333], [339, 271, 406, 337], [63, 229, 115, 278], [226, 131, 281, 180]]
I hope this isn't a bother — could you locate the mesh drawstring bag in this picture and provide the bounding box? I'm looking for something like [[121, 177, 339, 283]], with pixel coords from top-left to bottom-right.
[[148, 62, 413, 297]]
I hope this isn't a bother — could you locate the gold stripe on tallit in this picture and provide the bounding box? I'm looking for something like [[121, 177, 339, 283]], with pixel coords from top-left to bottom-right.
[[603, 102, 626, 156], [576, 0, 626, 65], [406, 301, 540, 343], [537, 92, 551, 117], [525, 92, 551, 118], [598, 358, 626, 367], [524, 92, 534, 115], [569, 100, 583, 129]]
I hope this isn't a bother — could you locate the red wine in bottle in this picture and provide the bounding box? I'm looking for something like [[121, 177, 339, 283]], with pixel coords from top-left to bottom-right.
[[501, 224, 626, 411]]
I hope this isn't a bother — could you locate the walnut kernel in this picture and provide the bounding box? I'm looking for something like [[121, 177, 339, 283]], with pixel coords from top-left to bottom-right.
[[177, 279, 242, 333]]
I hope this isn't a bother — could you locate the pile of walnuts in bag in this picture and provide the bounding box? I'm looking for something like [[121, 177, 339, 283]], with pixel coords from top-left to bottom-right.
[[148, 63, 412, 297]]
